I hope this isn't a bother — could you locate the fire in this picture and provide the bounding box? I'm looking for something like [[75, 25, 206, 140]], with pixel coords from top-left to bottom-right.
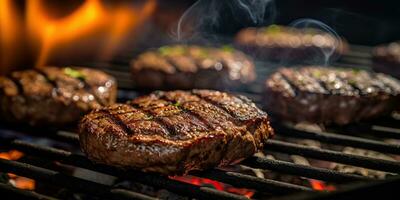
[[171, 176, 255, 198], [0, 150, 35, 190], [0, 0, 157, 69], [0, 0, 22, 72], [309, 179, 336, 191]]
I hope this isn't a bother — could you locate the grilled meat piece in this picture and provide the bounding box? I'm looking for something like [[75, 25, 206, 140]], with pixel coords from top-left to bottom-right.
[[79, 90, 273, 175], [235, 25, 348, 62], [0, 66, 117, 126], [131, 45, 256, 90], [372, 41, 400, 79], [264, 67, 400, 125]]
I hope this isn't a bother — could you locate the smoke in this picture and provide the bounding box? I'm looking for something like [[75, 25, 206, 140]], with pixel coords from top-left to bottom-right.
[[287, 18, 342, 66], [175, 0, 275, 43]]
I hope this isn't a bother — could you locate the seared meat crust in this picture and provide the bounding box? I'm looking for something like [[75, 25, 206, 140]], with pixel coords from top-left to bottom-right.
[[131, 45, 256, 89], [79, 90, 273, 175], [0, 66, 117, 126], [265, 66, 400, 125]]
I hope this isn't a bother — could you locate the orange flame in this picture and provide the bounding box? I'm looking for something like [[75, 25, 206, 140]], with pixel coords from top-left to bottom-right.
[[0, 150, 36, 190], [309, 179, 336, 191], [0, 0, 22, 71], [0, 0, 157, 69], [171, 176, 255, 198]]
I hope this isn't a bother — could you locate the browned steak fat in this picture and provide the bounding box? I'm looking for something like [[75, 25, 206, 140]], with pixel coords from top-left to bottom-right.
[[0, 66, 117, 126], [79, 90, 273, 175], [131, 45, 256, 90], [265, 66, 400, 125]]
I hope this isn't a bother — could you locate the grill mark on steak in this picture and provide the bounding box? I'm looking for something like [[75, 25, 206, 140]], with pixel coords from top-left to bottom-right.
[[376, 74, 400, 95], [157, 91, 239, 169], [6, 75, 23, 95], [33, 68, 58, 88], [189, 91, 240, 125], [127, 101, 177, 137], [302, 69, 329, 93], [276, 72, 299, 96], [98, 109, 132, 136], [335, 75, 362, 95], [156, 93, 214, 130], [36, 67, 106, 106], [72, 76, 107, 106]]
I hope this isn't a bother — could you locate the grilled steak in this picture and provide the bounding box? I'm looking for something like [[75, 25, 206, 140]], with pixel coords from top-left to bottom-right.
[[0, 66, 117, 126], [131, 45, 256, 90], [79, 90, 273, 175], [372, 41, 400, 79], [264, 66, 400, 125], [235, 25, 348, 62]]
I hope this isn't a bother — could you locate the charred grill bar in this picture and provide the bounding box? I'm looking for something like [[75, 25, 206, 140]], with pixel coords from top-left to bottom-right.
[[1, 46, 400, 199]]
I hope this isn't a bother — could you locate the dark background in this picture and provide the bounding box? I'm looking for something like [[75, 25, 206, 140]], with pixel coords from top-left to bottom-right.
[[166, 0, 400, 45]]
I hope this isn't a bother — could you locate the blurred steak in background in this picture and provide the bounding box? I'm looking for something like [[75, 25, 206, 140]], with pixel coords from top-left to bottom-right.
[[131, 45, 256, 90], [264, 66, 400, 125], [372, 41, 400, 79], [235, 25, 349, 63], [0, 66, 117, 126]]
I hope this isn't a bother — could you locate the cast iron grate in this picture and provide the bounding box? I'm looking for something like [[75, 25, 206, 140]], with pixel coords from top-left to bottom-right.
[[1, 45, 400, 200]]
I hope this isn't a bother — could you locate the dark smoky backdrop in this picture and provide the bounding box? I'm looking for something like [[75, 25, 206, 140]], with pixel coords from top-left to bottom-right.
[[165, 0, 400, 45]]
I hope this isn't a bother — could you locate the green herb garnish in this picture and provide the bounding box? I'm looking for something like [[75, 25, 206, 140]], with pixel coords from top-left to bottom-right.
[[173, 101, 181, 107], [221, 45, 234, 53], [351, 68, 361, 74], [64, 67, 85, 80], [312, 70, 322, 78], [264, 24, 281, 34], [158, 46, 185, 56]]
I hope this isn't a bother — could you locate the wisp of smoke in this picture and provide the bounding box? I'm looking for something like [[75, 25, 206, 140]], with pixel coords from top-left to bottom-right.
[[289, 18, 342, 65], [175, 0, 275, 43]]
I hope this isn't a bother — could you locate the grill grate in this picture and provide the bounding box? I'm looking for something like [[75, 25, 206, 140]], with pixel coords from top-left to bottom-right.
[[1, 44, 400, 199]]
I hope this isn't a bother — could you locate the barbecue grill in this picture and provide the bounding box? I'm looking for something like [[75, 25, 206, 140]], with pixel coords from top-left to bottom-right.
[[1, 44, 400, 200]]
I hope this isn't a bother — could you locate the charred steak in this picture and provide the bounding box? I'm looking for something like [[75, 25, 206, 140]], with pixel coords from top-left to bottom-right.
[[235, 25, 348, 62], [79, 90, 273, 175], [372, 41, 400, 79], [131, 45, 256, 90], [265, 66, 400, 125], [0, 66, 117, 126]]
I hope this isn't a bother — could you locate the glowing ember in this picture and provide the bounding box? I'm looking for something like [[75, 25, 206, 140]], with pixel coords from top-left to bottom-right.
[[309, 179, 336, 191], [171, 176, 255, 198], [0, 150, 24, 160], [0, 0, 157, 69], [0, 150, 36, 190]]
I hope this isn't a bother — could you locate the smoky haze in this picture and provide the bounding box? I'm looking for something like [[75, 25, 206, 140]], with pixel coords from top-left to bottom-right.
[[175, 0, 342, 67], [287, 18, 342, 66], [176, 0, 275, 43]]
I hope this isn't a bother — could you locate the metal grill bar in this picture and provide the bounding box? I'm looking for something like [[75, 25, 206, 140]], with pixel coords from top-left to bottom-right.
[[0, 139, 249, 200], [332, 124, 400, 140], [25, 130, 371, 182], [0, 183, 58, 200], [266, 139, 400, 174], [242, 157, 371, 183], [1, 139, 314, 195], [275, 125, 400, 154], [0, 159, 156, 200], [37, 131, 373, 182], [193, 169, 312, 194]]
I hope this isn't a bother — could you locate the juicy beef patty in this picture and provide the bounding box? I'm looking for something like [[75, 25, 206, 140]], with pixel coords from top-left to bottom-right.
[[131, 45, 256, 90], [235, 25, 348, 62], [372, 41, 400, 79], [265, 66, 400, 125], [0, 66, 117, 126], [79, 90, 273, 175]]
